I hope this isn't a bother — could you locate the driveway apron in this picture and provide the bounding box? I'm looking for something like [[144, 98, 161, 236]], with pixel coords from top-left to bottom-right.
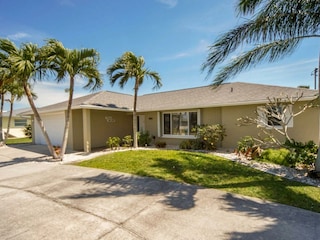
[[1, 144, 320, 240]]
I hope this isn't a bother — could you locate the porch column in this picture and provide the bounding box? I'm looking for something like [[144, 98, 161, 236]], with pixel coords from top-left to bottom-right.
[[82, 109, 91, 153]]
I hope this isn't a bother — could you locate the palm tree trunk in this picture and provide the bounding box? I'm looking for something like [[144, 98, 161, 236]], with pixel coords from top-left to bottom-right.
[[60, 76, 74, 160], [133, 83, 139, 148], [5, 97, 14, 141], [23, 83, 58, 159]]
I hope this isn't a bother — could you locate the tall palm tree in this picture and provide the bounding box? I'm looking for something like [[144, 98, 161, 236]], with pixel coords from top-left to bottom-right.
[[0, 50, 13, 144], [44, 39, 103, 160], [0, 38, 58, 158], [202, 0, 320, 171], [107, 52, 162, 148], [202, 0, 320, 85], [4, 80, 36, 141]]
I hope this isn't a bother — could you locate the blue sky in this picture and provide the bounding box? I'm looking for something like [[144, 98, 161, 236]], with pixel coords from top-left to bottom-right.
[[1, 0, 319, 110]]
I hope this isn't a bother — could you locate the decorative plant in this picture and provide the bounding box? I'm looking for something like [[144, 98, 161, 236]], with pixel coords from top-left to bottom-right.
[[193, 124, 226, 150], [23, 124, 32, 139], [138, 131, 152, 146], [106, 136, 121, 150], [122, 135, 133, 147]]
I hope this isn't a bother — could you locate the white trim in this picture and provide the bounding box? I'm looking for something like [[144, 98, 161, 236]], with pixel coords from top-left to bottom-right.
[[161, 110, 199, 137], [257, 105, 293, 129], [157, 112, 161, 137], [161, 135, 197, 139]]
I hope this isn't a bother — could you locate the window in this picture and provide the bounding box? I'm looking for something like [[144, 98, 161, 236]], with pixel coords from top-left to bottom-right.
[[257, 105, 293, 128], [14, 119, 27, 127], [162, 111, 198, 136]]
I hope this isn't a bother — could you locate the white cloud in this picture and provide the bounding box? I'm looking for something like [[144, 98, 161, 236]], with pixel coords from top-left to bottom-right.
[[157, 0, 178, 8], [7, 32, 31, 41], [157, 39, 209, 61]]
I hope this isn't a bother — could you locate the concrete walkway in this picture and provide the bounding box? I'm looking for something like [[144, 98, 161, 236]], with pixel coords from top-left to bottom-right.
[[0, 144, 320, 239]]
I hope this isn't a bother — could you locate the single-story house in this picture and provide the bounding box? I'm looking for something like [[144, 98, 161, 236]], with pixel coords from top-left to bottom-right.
[[2, 108, 31, 138], [27, 82, 319, 152]]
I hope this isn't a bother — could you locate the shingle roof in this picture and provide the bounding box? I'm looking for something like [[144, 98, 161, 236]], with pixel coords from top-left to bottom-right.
[[2, 108, 31, 117], [138, 82, 318, 111], [25, 82, 318, 114], [30, 91, 133, 114]]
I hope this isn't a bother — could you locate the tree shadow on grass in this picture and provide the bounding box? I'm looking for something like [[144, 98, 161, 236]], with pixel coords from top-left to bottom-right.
[[220, 193, 320, 240], [61, 172, 198, 210], [151, 151, 320, 212]]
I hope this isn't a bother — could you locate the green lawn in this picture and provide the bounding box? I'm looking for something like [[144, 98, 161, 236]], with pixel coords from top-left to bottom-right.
[[5, 137, 32, 145], [75, 149, 320, 213]]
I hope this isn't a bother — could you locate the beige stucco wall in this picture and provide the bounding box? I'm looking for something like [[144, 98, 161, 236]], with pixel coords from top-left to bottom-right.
[[221, 102, 320, 149], [287, 102, 319, 143], [140, 102, 320, 150], [72, 109, 84, 150], [90, 109, 133, 148]]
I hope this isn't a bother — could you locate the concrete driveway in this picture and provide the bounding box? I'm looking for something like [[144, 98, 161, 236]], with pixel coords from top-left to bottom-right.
[[0, 144, 320, 240]]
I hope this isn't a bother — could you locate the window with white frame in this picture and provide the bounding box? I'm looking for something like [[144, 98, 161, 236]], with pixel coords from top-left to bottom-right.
[[257, 104, 293, 128], [162, 111, 198, 136]]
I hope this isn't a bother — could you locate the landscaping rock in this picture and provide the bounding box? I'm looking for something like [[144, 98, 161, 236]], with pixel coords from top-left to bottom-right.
[[213, 151, 320, 187]]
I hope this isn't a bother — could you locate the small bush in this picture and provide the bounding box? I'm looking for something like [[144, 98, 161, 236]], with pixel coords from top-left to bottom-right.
[[106, 137, 121, 150], [283, 140, 317, 167], [236, 136, 262, 159], [24, 124, 32, 138], [138, 131, 152, 146], [179, 139, 201, 150], [122, 135, 133, 147], [179, 140, 193, 150], [259, 148, 291, 166], [155, 141, 166, 148], [192, 124, 226, 150]]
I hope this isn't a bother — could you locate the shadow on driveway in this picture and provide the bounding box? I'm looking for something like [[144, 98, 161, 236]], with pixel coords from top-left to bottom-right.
[[0, 144, 54, 168], [61, 172, 198, 210], [220, 193, 320, 240]]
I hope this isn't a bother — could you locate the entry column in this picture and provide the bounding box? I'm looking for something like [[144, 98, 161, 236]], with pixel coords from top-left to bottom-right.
[[82, 109, 91, 153]]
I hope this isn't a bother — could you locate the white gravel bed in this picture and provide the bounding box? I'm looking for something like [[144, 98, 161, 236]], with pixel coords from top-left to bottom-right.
[[212, 151, 320, 187]]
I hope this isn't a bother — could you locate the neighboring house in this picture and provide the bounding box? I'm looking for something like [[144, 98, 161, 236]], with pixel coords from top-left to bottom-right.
[[2, 108, 31, 138], [25, 82, 319, 152]]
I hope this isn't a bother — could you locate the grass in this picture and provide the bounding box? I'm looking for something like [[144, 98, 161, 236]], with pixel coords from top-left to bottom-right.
[[75, 149, 320, 213], [5, 137, 32, 145]]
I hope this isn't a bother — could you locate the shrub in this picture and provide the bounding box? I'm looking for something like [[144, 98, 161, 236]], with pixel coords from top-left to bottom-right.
[[24, 124, 32, 138], [283, 140, 317, 167], [138, 131, 152, 146], [106, 136, 121, 150], [192, 124, 226, 150], [122, 135, 133, 147], [179, 140, 193, 150], [236, 136, 262, 159], [259, 148, 291, 166], [155, 141, 167, 148]]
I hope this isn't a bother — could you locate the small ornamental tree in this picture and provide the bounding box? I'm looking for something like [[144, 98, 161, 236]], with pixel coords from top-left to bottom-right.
[[237, 93, 316, 146], [193, 124, 226, 150]]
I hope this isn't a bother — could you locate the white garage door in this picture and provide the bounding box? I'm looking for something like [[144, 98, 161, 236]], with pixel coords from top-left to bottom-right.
[[34, 112, 65, 146]]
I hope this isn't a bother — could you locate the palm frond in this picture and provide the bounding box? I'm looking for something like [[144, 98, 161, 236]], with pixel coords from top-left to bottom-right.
[[203, 0, 320, 85], [212, 38, 300, 86]]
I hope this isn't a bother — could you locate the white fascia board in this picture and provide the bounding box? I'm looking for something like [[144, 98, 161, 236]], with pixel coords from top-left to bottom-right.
[[79, 104, 133, 112]]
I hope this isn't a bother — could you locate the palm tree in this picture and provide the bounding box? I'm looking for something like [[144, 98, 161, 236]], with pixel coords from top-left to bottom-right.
[[44, 39, 103, 160], [202, 0, 320, 85], [202, 0, 320, 171], [4, 80, 36, 141], [107, 52, 162, 148], [0, 38, 58, 158], [0, 50, 13, 144]]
